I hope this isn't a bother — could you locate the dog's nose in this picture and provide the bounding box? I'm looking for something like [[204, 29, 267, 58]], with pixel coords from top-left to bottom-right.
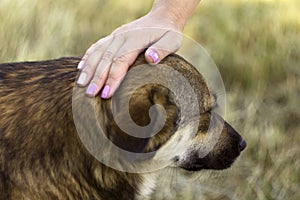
[[239, 139, 247, 151]]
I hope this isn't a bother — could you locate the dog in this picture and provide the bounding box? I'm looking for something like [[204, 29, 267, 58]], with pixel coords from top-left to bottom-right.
[[0, 54, 246, 199]]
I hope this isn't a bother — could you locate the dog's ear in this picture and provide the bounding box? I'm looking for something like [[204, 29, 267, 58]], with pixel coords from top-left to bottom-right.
[[107, 84, 179, 153]]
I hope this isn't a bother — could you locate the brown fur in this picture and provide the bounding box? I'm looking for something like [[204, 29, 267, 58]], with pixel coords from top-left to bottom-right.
[[0, 54, 246, 199]]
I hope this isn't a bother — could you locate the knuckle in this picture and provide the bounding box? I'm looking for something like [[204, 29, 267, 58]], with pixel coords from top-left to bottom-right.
[[112, 27, 122, 34], [94, 45, 105, 54], [107, 74, 122, 84], [107, 76, 118, 83], [81, 64, 92, 74], [113, 25, 128, 34], [86, 47, 93, 55], [95, 46, 105, 54], [96, 35, 112, 45], [81, 54, 88, 61], [86, 47, 104, 60], [101, 50, 114, 61], [92, 73, 106, 83], [118, 33, 126, 42], [113, 54, 130, 66], [87, 43, 98, 53]]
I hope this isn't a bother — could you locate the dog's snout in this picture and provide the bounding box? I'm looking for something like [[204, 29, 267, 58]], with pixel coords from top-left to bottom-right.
[[239, 139, 247, 151], [224, 121, 246, 152]]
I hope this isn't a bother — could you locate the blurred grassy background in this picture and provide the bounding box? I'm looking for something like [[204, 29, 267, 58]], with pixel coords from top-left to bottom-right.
[[0, 0, 299, 199]]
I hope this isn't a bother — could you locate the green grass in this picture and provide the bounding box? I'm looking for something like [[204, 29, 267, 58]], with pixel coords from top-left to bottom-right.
[[1, 0, 299, 199]]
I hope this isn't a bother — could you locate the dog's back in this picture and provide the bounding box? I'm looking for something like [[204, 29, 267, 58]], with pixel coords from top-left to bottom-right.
[[0, 58, 142, 199]]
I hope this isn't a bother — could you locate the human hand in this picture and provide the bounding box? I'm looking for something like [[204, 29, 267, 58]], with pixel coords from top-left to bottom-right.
[[76, 9, 183, 98]]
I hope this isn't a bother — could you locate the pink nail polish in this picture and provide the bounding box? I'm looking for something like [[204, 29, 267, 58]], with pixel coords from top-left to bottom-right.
[[147, 50, 159, 63], [77, 60, 84, 70], [86, 83, 97, 96], [77, 72, 87, 85], [101, 85, 110, 99]]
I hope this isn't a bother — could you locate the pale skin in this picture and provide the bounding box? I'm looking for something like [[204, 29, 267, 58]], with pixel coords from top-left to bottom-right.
[[76, 0, 201, 98]]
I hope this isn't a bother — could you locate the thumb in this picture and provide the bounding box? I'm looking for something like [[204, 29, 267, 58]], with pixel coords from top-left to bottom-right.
[[145, 30, 182, 64]]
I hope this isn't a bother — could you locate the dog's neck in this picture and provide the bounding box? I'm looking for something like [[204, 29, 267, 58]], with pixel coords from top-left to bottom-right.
[[135, 172, 160, 200]]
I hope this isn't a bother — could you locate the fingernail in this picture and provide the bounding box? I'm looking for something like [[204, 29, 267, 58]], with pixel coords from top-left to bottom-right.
[[77, 72, 87, 85], [147, 50, 159, 64], [101, 85, 110, 99], [86, 83, 97, 96], [77, 60, 85, 70]]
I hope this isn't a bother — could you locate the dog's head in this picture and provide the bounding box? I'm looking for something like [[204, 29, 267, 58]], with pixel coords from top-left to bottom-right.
[[77, 54, 246, 172]]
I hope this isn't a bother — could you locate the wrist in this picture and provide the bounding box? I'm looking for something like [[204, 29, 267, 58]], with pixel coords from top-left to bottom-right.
[[150, 0, 200, 31], [149, 4, 187, 31]]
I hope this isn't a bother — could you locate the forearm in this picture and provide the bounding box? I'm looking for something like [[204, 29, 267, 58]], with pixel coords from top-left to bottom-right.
[[150, 0, 201, 30]]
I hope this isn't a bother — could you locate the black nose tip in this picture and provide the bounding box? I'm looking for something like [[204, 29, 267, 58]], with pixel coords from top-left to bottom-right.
[[239, 139, 247, 151]]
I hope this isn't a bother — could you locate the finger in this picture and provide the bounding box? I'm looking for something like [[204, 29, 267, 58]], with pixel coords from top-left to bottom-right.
[[77, 43, 98, 70], [76, 36, 113, 86], [145, 30, 182, 64], [77, 37, 111, 70], [86, 35, 125, 96], [101, 49, 143, 99]]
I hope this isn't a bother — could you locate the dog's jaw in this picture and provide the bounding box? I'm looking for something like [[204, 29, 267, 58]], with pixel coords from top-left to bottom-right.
[[134, 123, 198, 199]]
